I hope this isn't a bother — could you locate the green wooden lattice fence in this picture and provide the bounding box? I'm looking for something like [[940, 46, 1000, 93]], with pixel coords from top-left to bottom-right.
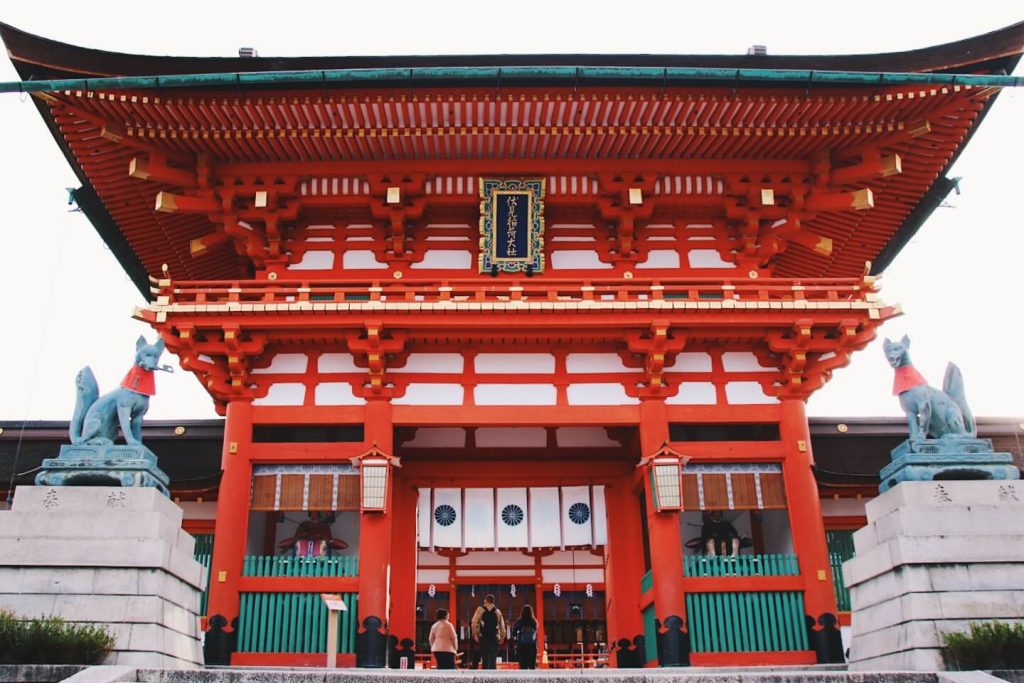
[[641, 604, 658, 664], [685, 590, 809, 653], [826, 530, 856, 611], [684, 553, 799, 577], [242, 555, 359, 577], [237, 591, 358, 653], [191, 534, 213, 616]]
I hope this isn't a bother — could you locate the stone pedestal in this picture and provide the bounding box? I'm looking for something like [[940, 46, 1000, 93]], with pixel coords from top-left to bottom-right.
[[879, 438, 1018, 493], [843, 480, 1024, 671], [36, 444, 171, 497], [0, 486, 205, 667]]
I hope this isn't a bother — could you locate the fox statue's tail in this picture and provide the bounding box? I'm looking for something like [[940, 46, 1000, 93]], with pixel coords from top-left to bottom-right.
[[69, 366, 99, 445], [943, 362, 977, 437]]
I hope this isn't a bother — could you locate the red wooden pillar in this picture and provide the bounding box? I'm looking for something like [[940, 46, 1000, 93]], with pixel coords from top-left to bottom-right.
[[204, 399, 253, 665], [779, 397, 841, 661], [388, 472, 418, 664], [603, 479, 646, 667], [356, 398, 394, 667], [638, 398, 687, 666]]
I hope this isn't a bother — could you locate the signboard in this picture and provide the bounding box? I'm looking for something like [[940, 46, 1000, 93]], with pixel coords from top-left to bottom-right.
[[320, 593, 348, 612], [479, 178, 545, 273]]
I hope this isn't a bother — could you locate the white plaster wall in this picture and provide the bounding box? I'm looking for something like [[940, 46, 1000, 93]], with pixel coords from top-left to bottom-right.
[[666, 382, 717, 405], [287, 251, 335, 270], [475, 428, 547, 447], [404, 427, 466, 448], [474, 384, 557, 405], [456, 550, 534, 566], [565, 353, 639, 373], [342, 250, 388, 269], [318, 353, 362, 373], [253, 383, 306, 406], [820, 498, 868, 518], [393, 353, 464, 373], [459, 568, 535, 577], [410, 250, 473, 269], [393, 384, 465, 405], [665, 352, 713, 372], [542, 568, 604, 583], [179, 500, 217, 521], [314, 382, 366, 406], [688, 249, 734, 268], [251, 353, 309, 375], [725, 381, 778, 405], [542, 550, 603, 566], [636, 249, 681, 269], [722, 352, 771, 372], [567, 384, 638, 405], [550, 251, 613, 269], [475, 354, 555, 374], [555, 427, 618, 448], [417, 569, 449, 583]]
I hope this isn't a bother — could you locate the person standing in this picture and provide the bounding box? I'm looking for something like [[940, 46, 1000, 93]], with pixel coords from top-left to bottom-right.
[[428, 608, 458, 670], [470, 593, 506, 669], [511, 604, 539, 670]]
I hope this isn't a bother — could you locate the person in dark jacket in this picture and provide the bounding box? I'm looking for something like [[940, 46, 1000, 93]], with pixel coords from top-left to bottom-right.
[[510, 604, 539, 669], [471, 594, 506, 669]]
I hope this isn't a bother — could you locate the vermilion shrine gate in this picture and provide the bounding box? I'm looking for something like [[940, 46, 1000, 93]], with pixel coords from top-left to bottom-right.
[[3, 20, 1022, 669]]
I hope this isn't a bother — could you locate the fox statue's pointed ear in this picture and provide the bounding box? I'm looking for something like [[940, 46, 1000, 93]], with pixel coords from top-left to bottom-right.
[[155, 338, 165, 353], [136, 335, 147, 351], [883, 337, 892, 347], [900, 334, 910, 347]]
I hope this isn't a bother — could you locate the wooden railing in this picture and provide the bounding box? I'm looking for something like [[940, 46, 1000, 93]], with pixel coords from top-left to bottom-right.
[[152, 275, 878, 310], [684, 553, 800, 578], [242, 555, 359, 577], [685, 590, 809, 653], [237, 591, 358, 654], [191, 534, 213, 616], [827, 530, 856, 611]]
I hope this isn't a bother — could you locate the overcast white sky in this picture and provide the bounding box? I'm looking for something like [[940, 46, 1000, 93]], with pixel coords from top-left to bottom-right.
[[0, 2, 1021, 423]]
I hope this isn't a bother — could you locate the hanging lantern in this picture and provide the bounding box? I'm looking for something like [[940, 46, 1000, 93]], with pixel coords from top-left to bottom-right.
[[585, 583, 593, 598], [350, 442, 401, 512], [638, 441, 690, 512], [428, 584, 436, 597], [553, 583, 561, 597], [510, 584, 516, 598]]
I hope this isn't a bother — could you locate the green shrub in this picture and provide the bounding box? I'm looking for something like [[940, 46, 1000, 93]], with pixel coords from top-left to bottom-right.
[[942, 621, 1024, 670], [0, 611, 114, 665]]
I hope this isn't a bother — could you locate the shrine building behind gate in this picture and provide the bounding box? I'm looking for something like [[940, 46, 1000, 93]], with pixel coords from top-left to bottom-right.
[[3, 20, 1022, 668]]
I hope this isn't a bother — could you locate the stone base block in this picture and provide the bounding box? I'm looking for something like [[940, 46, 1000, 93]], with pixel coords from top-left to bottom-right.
[[0, 486, 204, 668], [35, 444, 170, 497], [844, 480, 1024, 672], [879, 439, 1019, 493]]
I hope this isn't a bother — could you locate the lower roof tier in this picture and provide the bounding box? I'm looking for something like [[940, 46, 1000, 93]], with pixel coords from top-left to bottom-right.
[[139, 274, 896, 412]]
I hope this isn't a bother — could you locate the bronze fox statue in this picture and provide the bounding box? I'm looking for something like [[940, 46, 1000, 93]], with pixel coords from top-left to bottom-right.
[[70, 335, 165, 446], [883, 335, 975, 442]]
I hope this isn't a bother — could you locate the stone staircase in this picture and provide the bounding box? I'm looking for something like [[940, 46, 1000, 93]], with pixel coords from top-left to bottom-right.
[[10, 664, 1020, 683]]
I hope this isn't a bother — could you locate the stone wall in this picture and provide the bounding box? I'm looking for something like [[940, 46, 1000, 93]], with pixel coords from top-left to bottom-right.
[[0, 487, 205, 667]]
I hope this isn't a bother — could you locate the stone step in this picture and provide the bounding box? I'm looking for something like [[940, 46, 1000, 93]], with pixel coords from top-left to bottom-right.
[[129, 665, 937, 683]]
